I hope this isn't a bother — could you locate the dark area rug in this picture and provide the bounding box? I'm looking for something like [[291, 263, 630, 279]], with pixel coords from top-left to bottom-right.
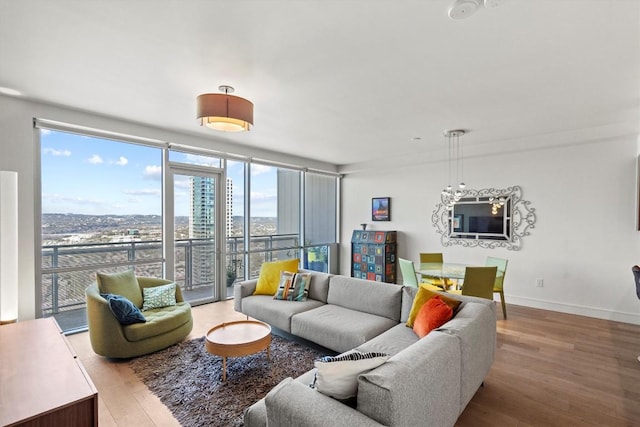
[[129, 334, 325, 427]]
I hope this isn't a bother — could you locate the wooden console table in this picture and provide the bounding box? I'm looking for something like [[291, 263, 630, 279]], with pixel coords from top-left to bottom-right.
[[0, 317, 98, 427]]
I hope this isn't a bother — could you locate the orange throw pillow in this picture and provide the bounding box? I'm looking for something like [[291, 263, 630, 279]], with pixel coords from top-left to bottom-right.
[[406, 285, 461, 327], [413, 296, 453, 338]]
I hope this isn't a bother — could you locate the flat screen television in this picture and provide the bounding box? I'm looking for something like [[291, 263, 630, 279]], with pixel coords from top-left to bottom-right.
[[450, 197, 510, 241]]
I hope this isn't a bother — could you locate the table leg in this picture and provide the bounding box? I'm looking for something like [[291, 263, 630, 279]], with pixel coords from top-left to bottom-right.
[[222, 357, 227, 382]]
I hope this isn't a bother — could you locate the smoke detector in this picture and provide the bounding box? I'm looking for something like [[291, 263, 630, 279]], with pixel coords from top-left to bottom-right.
[[448, 0, 480, 19], [448, 0, 507, 20]]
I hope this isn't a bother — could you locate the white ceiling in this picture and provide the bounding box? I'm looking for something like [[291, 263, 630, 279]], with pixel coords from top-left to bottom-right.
[[1, 0, 639, 169]]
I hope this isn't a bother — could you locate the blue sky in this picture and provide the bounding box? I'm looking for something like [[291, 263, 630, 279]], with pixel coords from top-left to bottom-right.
[[41, 130, 278, 217]]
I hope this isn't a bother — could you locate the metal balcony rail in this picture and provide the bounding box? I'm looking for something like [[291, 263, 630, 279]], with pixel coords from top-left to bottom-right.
[[41, 234, 330, 316]]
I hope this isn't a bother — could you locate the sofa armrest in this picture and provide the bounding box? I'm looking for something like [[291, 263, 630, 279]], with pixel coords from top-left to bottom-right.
[[265, 378, 385, 427], [234, 279, 258, 313], [357, 331, 462, 427]]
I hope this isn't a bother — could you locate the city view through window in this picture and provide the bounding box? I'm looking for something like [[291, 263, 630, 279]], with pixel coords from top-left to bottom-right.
[[40, 129, 335, 332], [40, 131, 270, 329]]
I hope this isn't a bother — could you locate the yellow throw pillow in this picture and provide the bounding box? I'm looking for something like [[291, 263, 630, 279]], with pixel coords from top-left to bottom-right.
[[406, 285, 462, 327], [254, 259, 300, 295]]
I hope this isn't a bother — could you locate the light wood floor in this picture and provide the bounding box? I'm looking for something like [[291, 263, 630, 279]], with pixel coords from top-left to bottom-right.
[[67, 302, 640, 426]]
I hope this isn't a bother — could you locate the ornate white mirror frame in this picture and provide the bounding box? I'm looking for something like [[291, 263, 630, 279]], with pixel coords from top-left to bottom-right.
[[431, 185, 536, 250]]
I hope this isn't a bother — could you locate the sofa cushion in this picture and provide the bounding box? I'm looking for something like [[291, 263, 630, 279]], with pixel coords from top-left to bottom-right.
[[413, 296, 453, 338], [313, 350, 390, 400], [101, 293, 146, 325], [255, 259, 300, 295], [327, 275, 402, 322], [242, 295, 325, 333], [123, 302, 192, 342], [142, 282, 177, 310], [265, 377, 387, 427], [302, 269, 331, 303], [400, 286, 418, 323], [406, 286, 461, 327], [274, 272, 312, 301], [97, 270, 143, 308], [291, 304, 398, 353], [355, 323, 419, 357]]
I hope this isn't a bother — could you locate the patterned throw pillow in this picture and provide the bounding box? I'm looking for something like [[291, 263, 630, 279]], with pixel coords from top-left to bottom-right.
[[273, 271, 312, 301], [311, 350, 390, 400], [142, 283, 177, 311], [100, 293, 146, 325]]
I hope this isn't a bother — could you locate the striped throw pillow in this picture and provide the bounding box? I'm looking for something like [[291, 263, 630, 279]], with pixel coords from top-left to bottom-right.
[[273, 271, 312, 301]]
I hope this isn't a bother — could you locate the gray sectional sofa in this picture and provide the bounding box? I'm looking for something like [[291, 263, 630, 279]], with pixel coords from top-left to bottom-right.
[[234, 270, 497, 427]]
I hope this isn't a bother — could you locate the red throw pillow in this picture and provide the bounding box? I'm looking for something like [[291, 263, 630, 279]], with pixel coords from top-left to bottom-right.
[[413, 296, 453, 338]]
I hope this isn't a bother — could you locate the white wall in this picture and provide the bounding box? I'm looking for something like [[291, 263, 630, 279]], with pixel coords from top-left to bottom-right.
[[340, 134, 640, 324], [0, 94, 337, 321]]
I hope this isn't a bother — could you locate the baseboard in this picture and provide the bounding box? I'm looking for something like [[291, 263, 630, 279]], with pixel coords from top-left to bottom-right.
[[506, 295, 640, 325]]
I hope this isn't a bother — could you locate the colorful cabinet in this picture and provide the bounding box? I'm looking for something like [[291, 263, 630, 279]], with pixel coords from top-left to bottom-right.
[[351, 230, 397, 283]]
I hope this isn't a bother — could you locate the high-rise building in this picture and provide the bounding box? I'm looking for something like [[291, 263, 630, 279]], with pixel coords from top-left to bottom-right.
[[226, 177, 233, 237], [188, 176, 235, 287], [189, 176, 215, 286]]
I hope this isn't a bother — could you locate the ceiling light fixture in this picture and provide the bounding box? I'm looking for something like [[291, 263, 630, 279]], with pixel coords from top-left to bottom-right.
[[197, 85, 253, 132], [441, 129, 466, 210]]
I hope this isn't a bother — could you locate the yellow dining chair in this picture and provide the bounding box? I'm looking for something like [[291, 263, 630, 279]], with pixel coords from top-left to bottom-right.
[[419, 252, 449, 289], [449, 266, 497, 300], [486, 256, 508, 319], [419, 253, 443, 264], [398, 258, 441, 291]]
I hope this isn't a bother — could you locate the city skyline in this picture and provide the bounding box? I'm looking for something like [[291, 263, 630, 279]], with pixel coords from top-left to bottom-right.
[[41, 129, 279, 217]]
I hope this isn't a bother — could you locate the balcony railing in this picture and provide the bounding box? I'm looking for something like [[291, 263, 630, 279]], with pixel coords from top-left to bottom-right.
[[41, 234, 331, 318]]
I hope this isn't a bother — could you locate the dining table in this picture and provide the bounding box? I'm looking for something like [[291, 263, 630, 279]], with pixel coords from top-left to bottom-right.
[[418, 263, 503, 290]]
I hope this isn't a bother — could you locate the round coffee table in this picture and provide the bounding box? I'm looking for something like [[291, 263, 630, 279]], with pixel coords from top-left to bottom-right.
[[205, 320, 272, 381]]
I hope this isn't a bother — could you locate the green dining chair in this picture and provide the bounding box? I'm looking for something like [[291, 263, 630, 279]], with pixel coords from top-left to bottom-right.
[[398, 258, 441, 291], [419, 252, 449, 289], [449, 266, 497, 300], [486, 256, 508, 319]]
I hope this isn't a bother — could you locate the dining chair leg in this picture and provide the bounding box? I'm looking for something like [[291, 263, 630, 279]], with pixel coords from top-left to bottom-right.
[[499, 291, 507, 319]]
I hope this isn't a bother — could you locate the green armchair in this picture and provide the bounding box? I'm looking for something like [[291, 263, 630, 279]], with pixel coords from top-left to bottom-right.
[[86, 276, 193, 358]]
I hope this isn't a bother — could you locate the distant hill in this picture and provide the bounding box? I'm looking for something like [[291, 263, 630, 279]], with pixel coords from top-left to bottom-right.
[[41, 213, 268, 235]]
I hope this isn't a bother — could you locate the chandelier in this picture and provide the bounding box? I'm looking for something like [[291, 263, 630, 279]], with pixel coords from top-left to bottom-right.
[[489, 196, 506, 215], [441, 129, 466, 210]]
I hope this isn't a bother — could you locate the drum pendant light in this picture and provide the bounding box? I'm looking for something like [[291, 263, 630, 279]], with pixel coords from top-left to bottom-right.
[[197, 85, 253, 132]]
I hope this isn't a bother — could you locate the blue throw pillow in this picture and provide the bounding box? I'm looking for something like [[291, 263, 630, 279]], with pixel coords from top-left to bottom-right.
[[101, 293, 146, 325]]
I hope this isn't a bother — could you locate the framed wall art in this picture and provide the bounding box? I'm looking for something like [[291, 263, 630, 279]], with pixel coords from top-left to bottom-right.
[[372, 197, 390, 221]]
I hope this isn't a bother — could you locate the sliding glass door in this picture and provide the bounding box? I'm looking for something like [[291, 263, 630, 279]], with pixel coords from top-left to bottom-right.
[[170, 166, 223, 305]]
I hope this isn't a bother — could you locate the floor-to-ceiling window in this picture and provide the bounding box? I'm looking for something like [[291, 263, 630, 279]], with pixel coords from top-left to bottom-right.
[[304, 172, 337, 272], [40, 129, 163, 333], [226, 160, 245, 297], [38, 123, 340, 333], [249, 164, 300, 277], [167, 151, 224, 303]]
